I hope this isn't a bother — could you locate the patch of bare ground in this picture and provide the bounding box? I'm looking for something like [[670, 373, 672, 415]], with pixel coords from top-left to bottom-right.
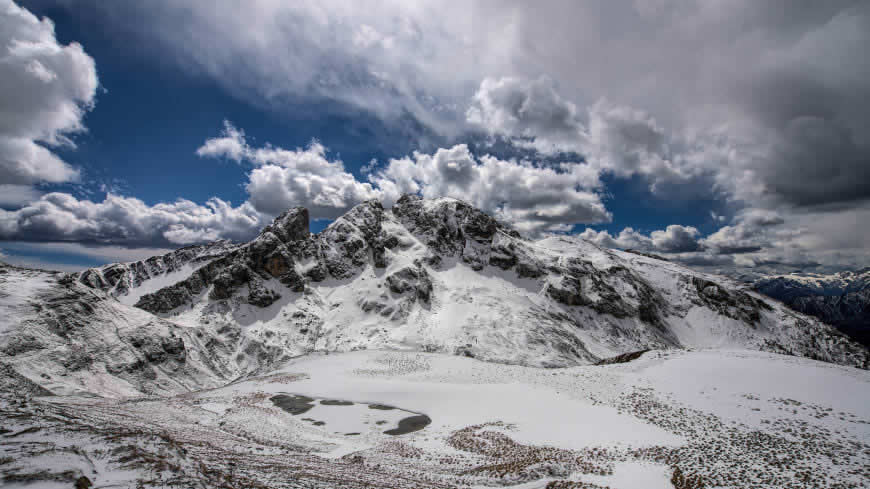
[[619, 388, 869, 488], [447, 422, 611, 483]]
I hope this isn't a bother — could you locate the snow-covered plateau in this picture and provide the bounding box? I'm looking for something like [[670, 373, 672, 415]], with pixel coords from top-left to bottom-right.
[[1, 196, 868, 488]]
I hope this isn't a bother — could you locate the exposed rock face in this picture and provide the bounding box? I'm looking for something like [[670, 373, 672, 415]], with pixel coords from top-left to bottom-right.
[[1, 195, 859, 380], [134, 207, 313, 313], [386, 264, 433, 303], [755, 269, 870, 347], [76, 240, 237, 300], [263, 207, 310, 243], [692, 277, 772, 325], [392, 194, 507, 271], [320, 201, 387, 277]]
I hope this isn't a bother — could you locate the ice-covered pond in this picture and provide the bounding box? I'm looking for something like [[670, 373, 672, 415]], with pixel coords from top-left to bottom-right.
[[270, 394, 431, 436]]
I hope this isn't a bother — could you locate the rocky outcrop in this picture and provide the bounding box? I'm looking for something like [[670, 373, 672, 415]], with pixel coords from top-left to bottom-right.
[[386, 264, 433, 304], [76, 240, 237, 298], [319, 201, 387, 277], [595, 349, 650, 365], [692, 277, 771, 325], [0, 261, 304, 396], [393, 194, 511, 270], [134, 208, 312, 313]]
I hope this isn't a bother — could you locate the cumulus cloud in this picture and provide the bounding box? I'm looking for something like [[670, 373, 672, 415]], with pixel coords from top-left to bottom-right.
[[579, 224, 702, 254], [196, 121, 247, 162], [196, 121, 380, 219], [583, 202, 870, 275], [466, 76, 585, 153], [703, 226, 767, 255], [52, 1, 869, 210], [371, 144, 609, 234], [0, 0, 97, 187], [467, 78, 707, 193], [199, 122, 610, 234], [0, 193, 264, 247], [3, 120, 611, 247], [700, 203, 870, 273]]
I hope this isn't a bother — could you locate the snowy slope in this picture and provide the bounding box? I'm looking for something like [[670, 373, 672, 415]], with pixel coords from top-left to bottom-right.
[[0, 263, 292, 398], [3, 349, 866, 488]]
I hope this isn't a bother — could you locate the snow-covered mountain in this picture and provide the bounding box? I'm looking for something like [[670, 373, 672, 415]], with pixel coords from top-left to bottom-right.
[[2, 194, 867, 397], [2, 196, 870, 489], [35, 194, 864, 374], [754, 269, 870, 347]]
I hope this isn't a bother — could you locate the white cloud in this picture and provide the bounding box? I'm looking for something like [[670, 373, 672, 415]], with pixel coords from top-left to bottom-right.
[[467, 78, 707, 194], [579, 224, 701, 254], [0, 240, 175, 271], [0, 241, 174, 264], [0, 184, 44, 208], [372, 144, 609, 234], [0, 192, 264, 247], [584, 99, 692, 184], [0, 255, 87, 272], [195, 120, 247, 162], [197, 122, 610, 235], [2, 120, 611, 247], [359, 158, 378, 175], [650, 225, 702, 253], [583, 203, 870, 275], [701, 204, 870, 273], [196, 121, 380, 219], [61, 1, 869, 211], [0, 0, 97, 187], [467, 76, 585, 154], [5, 1, 868, 273]]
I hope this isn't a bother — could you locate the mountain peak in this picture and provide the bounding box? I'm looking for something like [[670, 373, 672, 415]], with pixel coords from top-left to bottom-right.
[[260, 206, 309, 243]]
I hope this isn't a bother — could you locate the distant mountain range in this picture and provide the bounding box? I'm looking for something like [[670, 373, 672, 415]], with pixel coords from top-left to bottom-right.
[[754, 269, 870, 347]]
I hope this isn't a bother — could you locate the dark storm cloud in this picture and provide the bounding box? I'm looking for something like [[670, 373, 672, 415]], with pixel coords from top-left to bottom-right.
[[759, 117, 870, 207]]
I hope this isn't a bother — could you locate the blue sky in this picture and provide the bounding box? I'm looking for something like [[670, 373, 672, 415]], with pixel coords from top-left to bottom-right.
[[1, 1, 868, 274]]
